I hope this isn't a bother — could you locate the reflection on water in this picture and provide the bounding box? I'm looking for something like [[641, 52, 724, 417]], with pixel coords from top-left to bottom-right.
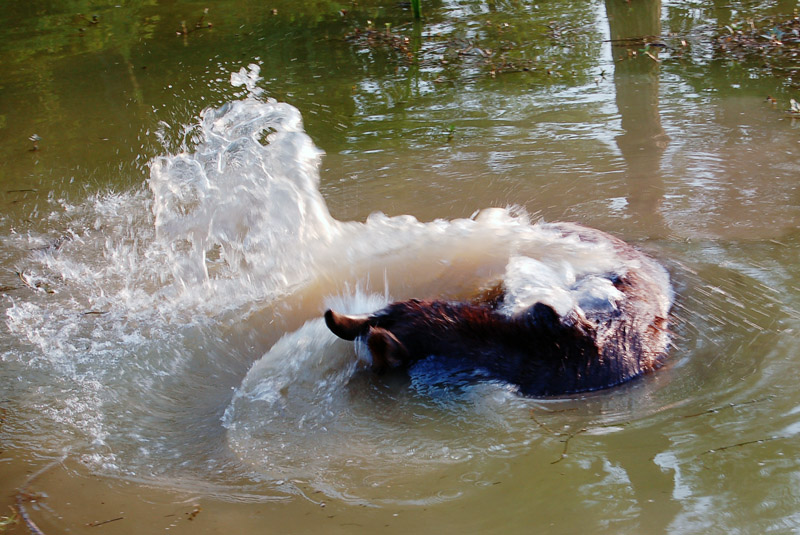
[[1, 0, 800, 533], [606, 0, 669, 236]]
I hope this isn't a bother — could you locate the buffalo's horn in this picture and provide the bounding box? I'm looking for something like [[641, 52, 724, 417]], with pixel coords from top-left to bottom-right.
[[324, 309, 371, 341]]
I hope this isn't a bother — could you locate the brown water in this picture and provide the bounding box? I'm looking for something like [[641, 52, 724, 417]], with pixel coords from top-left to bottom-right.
[[1, 0, 800, 533]]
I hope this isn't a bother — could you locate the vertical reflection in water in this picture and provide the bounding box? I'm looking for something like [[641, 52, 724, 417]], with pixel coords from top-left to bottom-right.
[[600, 1, 680, 531], [606, 0, 669, 237]]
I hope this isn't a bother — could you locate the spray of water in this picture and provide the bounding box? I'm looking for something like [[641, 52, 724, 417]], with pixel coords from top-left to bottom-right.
[[1, 64, 671, 505]]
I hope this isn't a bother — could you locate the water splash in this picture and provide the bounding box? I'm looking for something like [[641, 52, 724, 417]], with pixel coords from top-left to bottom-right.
[[2, 64, 675, 505], [149, 64, 339, 301]]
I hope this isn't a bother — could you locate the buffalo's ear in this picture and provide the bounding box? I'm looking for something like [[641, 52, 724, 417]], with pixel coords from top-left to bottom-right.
[[366, 327, 409, 374], [529, 302, 561, 333], [325, 309, 370, 341]]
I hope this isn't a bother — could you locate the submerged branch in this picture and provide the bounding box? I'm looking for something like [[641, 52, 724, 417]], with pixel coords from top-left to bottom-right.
[[14, 456, 66, 535], [529, 409, 588, 464]]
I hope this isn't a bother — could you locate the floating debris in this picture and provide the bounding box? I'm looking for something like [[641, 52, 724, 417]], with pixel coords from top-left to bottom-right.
[[715, 14, 800, 86], [0, 508, 19, 531], [177, 8, 212, 36], [86, 517, 123, 528], [185, 504, 201, 521], [15, 271, 56, 294], [29, 134, 41, 152], [346, 24, 542, 80], [345, 23, 414, 63]]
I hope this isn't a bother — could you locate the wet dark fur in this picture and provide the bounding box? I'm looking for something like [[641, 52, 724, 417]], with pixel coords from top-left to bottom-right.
[[325, 225, 671, 396]]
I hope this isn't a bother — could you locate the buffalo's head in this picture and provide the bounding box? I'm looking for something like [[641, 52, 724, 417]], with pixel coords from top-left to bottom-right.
[[325, 309, 410, 373]]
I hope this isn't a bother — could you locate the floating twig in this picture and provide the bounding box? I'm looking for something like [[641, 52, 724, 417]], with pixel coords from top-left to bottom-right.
[[682, 396, 774, 419], [14, 271, 55, 294], [700, 435, 783, 456], [177, 8, 212, 36], [15, 271, 36, 291], [87, 517, 124, 528], [643, 50, 661, 63], [551, 428, 587, 465], [529, 410, 558, 435]]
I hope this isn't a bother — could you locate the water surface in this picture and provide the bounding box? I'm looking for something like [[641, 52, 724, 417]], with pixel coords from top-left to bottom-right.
[[1, 0, 799, 533]]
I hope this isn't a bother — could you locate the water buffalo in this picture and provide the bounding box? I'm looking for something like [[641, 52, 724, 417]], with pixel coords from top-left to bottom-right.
[[325, 223, 672, 396]]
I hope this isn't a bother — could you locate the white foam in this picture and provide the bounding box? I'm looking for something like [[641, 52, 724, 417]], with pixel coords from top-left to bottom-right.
[[499, 255, 624, 317]]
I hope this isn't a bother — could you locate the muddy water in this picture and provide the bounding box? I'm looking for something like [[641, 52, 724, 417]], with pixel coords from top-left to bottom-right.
[[1, 0, 800, 534]]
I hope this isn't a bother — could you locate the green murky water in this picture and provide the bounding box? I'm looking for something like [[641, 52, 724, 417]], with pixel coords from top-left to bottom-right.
[[1, 1, 799, 533]]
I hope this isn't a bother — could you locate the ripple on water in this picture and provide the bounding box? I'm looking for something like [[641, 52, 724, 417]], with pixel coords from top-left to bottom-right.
[[4, 65, 794, 510]]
